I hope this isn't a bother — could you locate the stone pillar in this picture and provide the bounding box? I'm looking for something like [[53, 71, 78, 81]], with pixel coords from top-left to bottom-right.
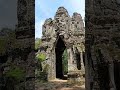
[[80, 52, 85, 72], [47, 59, 51, 80], [46, 48, 52, 80], [47, 49, 56, 80], [67, 48, 77, 72], [52, 49, 56, 79]]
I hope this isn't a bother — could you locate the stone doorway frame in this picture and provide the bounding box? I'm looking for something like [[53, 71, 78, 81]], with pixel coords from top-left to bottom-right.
[[55, 36, 67, 79]]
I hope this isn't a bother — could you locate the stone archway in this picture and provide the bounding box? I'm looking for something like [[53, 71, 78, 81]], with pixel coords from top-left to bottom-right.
[[40, 7, 85, 83], [55, 36, 67, 79]]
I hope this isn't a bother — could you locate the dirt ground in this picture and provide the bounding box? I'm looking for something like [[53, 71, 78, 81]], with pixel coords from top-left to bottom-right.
[[35, 79, 85, 90]]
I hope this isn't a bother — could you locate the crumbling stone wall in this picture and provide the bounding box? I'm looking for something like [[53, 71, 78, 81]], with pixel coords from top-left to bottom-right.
[[86, 0, 120, 90]]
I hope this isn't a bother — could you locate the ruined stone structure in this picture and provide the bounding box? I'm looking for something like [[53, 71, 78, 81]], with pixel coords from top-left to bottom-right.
[[39, 7, 85, 83], [15, 0, 35, 90], [86, 0, 120, 90], [0, 0, 35, 90], [16, 0, 34, 39]]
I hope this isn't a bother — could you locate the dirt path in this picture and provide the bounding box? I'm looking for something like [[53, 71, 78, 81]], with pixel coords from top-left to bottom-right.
[[35, 79, 85, 90]]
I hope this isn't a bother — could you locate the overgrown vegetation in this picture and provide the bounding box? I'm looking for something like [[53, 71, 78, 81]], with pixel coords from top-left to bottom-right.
[[62, 49, 68, 74], [35, 61, 48, 82], [35, 38, 41, 50], [3, 65, 25, 90], [4, 65, 25, 82], [36, 53, 46, 62], [35, 38, 48, 82]]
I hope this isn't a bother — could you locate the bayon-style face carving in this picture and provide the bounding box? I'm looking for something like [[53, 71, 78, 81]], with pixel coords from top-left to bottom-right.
[[41, 6, 85, 49], [54, 7, 70, 32], [39, 7, 85, 81], [55, 7, 69, 18], [72, 13, 84, 31], [44, 18, 53, 25], [42, 18, 53, 36]]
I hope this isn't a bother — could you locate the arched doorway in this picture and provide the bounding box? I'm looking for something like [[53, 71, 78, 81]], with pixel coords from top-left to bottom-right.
[[55, 36, 67, 79]]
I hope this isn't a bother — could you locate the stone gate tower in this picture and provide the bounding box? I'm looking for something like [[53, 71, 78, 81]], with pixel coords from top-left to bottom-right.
[[40, 7, 85, 81]]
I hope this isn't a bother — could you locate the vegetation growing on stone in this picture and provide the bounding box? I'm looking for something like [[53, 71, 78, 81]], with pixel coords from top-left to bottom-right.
[[35, 38, 41, 50], [36, 53, 46, 62], [4, 65, 25, 82]]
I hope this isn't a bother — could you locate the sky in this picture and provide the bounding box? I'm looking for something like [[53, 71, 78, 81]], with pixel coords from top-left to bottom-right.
[[35, 0, 85, 38]]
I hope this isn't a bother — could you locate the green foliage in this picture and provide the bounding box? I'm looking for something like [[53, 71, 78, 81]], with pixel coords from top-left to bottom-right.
[[36, 53, 46, 62], [5, 66, 25, 82], [35, 38, 41, 50], [62, 49, 68, 74]]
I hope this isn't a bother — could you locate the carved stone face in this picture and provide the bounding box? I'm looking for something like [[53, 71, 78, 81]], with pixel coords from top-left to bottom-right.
[[54, 7, 70, 31], [45, 18, 52, 25], [42, 18, 56, 37]]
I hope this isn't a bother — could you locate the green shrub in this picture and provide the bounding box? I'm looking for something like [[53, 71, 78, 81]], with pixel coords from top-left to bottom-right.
[[36, 53, 46, 62]]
